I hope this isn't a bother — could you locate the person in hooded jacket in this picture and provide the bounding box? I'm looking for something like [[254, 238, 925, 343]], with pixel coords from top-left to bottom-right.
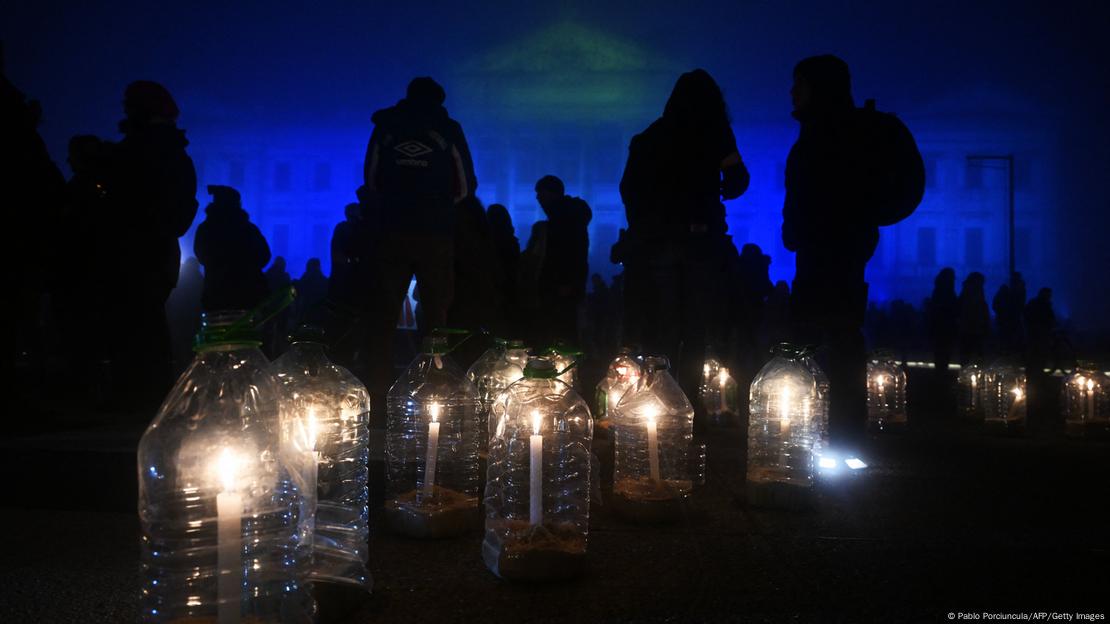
[[528, 175, 592, 348], [782, 55, 923, 451], [617, 69, 750, 400], [487, 203, 520, 333], [362, 77, 476, 413], [193, 185, 270, 312], [102, 80, 198, 413], [957, 271, 990, 365], [926, 267, 960, 372]]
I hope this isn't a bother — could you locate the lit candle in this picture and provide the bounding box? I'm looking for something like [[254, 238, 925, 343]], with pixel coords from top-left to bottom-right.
[[529, 410, 543, 526], [215, 448, 242, 624], [1086, 378, 1095, 421], [422, 402, 441, 499], [875, 375, 886, 412], [779, 385, 792, 438], [645, 407, 661, 482], [970, 374, 978, 410], [718, 369, 730, 413], [1008, 386, 1024, 420]]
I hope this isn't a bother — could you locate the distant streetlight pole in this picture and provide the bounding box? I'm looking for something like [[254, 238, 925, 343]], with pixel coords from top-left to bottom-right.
[[967, 154, 1016, 286]]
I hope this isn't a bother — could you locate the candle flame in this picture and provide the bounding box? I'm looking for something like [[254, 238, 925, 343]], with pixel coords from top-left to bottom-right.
[[305, 408, 318, 452], [1011, 386, 1024, 402], [1076, 376, 1086, 388], [429, 402, 441, 423], [875, 374, 885, 388], [703, 363, 711, 377], [718, 369, 730, 385], [970, 374, 977, 386], [531, 410, 542, 435], [644, 405, 659, 426], [217, 448, 238, 493], [1087, 378, 1095, 392]]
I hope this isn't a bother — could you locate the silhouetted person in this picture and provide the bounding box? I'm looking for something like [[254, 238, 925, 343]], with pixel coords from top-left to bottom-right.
[[926, 267, 959, 372], [363, 77, 476, 412], [782, 55, 924, 450], [56, 135, 111, 388], [487, 203, 520, 333], [104, 80, 198, 413], [264, 256, 293, 355], [293, 258, 329, 326], [0, 48, 65, 415], [957, 271, 990, 365], [265, 256, 292, 295], [618, 69, 750, 399], [449, 196, 503, 335], [993, 283, 1022, 355], [525, 175, 592, 347], [329, 202, 371, 308], [193, 185, 270, 312], [1025, 287, 1055, 375]]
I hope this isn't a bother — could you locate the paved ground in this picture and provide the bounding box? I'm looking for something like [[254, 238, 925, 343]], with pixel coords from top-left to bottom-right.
[[1, 371, 1108, 623]]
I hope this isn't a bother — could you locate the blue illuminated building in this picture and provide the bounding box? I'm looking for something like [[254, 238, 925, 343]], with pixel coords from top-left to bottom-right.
[[181, 23, 1062, 316]]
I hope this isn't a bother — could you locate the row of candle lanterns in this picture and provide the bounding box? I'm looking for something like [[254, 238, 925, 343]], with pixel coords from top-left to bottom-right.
[[139, 306, 1106, 620]]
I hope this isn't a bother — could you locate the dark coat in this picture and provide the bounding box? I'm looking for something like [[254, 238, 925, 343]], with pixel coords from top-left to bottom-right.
[[362, 98, 476, 235], [0, 74, 66, 289], [620, 117, 746, 243], [106, 122, 198, 293], [537, 195, 592, 300], [194, 203, 270, 311]]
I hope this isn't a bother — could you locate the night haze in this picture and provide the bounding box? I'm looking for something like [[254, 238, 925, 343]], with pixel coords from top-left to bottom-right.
[[5, 2, 1110, 622], [6, 0, 1109, 334]]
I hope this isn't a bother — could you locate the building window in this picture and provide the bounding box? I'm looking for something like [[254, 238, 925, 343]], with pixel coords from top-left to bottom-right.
[[965, 160, 983, 189], [274, 162, 292, 192], [229, 160, 245, 188], [917, 227, 937, 267], [965, 227, 984, 269], [313, 163, 332, 192]]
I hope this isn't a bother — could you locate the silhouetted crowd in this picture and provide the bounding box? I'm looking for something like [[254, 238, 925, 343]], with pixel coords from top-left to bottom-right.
[[2, 49, 1065, 448]]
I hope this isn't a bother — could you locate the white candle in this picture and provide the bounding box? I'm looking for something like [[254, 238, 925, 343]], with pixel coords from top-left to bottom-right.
[[875, 375, 886, 412], [645, 409, 661, 482], [779, 385, 792, 438], [1008, 386, 1024, 420], [216, 449, 242, 624], [529, 410, 543, 526], [1086, 379, 1095, 421], [718, 370, 729, 413], [970, 374, 978, 410], [423, 403, 441, 499]]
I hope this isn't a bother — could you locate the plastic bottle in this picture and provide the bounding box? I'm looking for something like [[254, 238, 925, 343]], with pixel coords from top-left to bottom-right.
[[866, 351, 908, 431], [272, 328, 372, 590], [466, 338, 529, 452], [138, 311, 309, 623], [982, 359, 1027, 435], [746, 343, 821, 509], [958, 362, 984, 420], [483, 357, 593, 581], [594, 349, 642, 421], [384, 335, 481, 538], [611, 356, 694, 522], [1061, 362, 1107, 438]]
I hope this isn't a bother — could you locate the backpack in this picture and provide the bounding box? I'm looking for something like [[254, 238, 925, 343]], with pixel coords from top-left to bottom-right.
[[374, 121, 455, 200], [855, 99, 925, 227]]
